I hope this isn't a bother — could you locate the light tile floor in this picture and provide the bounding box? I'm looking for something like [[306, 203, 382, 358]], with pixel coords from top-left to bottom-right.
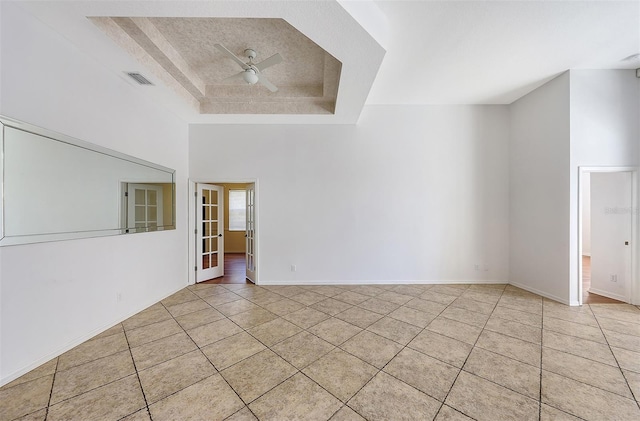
[[2, 283, 640, 421]]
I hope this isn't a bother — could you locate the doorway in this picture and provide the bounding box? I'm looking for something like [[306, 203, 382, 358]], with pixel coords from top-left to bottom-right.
[[189, 180, 258, 285], [579, 167, 638, 305]]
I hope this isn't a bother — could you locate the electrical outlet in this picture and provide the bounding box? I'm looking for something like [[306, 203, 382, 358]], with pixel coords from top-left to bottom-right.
[[291, 264, 296, 272], [116, 292, 123, 302], [610, 275, 618, 283], [474, 264, 480, 271]]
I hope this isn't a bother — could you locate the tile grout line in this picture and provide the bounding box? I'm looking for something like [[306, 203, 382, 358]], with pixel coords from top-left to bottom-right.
[[122, 322, 154, 421], [43, 356, 60, 421], [589, 303, 640, 411]]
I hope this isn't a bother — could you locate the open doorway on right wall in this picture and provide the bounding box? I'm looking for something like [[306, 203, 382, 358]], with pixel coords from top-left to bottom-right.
[[580, 168, 638, 304]]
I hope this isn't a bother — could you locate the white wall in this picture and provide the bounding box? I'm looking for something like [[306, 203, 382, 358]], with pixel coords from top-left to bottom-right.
[[509, 72, 571, 303], [570, 70, 640, 304], [190, 105, 510, 284], [0, 3, 189, 385]]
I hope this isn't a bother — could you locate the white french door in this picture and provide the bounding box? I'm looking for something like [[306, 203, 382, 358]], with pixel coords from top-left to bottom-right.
[[197, 184, 224, 281], [127, 184, 163, 233], [246, 183, 256, 282]]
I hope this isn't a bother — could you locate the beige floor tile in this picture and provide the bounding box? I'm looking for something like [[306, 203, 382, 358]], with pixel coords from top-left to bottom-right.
[[357, 297, 401, 315], [51, 350, 135, 404], [120, 408, 152, 421], [485, 316, 542, 344], [539, 404, 582, 421], [122, 303, 172, 331], [249, 372, 342, 420], [498, 296, 543, 315], [408, 330, 473, 368], [149, 374, 244, 421], [246, 292, 283, 307], [544, 316, 606, 343], [125, 318, 183, 348], [203, 291, 243, 307], [303, 349, 377, 402], [14, 408, 48, 421], [271, 331, 335, 369], [225, 406, 258, 421], [0, 375, 53, 421], [427, 317, 482, 345], [542, 347, 632, 398], [174, 307, 225, 330], [349, 371, 441, 421], [340, 331, 403, 369], [333, 291, 370, 305], [604, 329, 640, 352], [491, 306, 542, 328], [311, 298, 354, 315], [476, 330, 540, 367], [57, 332, 129, 371], [138, 350, 215, 404], [310, 285, 347, 297], [201, 331, 267, 370], [215, 299, 262, 317], [229, 308, 279, 329], [611, 346, 640, 373], [446, 371, 539, 421], [335, 306, 383, 329], [367, 316, 422, 345], [375, 290, 413, 305], [308, 317, 362, 346], [247, 317, 303, 346], [405, 297, 448, 314], [430, 285, 467, 298], [388, 305, 437, 328], [450, 297, 495, 315], [161, 288, 199, 307], [221, 349, 297, 403], [189, 284, 228, 298], [187, 318, 243, 347], [464, 347, 540, 399], [282, 307, 331, 329], [261, 298, 306, 316], [391, 285, 426, 297], [348, 285, 386, 297], [543, 307, 598, 327], [289, 290, 326, 306], [542, 330, 616, 366], [440, 307, 490, 328], [384, 347, 459, 401], [591, 306, 640, 324], [330, 406, 366, 420], [92, 324, 125, 341], [130, 331, 197, 371], [419, 291, 458, 305], [3, 358, 57, 389], [165, 298, 210, 318], [623, 370, 640, 402], [265, 285, 305, 298], [541, 370, 640, 420], [461, 290, 502, 305], [598, 317, 640, 338], [435, 405, 474, 420], [47, 375, 145, 421]]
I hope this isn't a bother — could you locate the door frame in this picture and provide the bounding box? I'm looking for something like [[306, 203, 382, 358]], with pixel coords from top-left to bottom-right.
[[188, 178, 260, 285], [578, 166, 638, 305]]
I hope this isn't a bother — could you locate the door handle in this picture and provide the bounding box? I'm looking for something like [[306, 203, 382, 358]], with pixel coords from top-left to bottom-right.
[[218, 234, 222, 237], [625, 241, 629, 245]]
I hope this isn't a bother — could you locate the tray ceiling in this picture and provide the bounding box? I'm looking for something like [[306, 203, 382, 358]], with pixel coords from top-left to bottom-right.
[[91, 17, 342, 115]]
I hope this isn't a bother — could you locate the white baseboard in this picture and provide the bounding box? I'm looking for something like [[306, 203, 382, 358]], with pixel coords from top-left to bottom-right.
[[0, 284, 187, 387], [508, 281, 572, 305], [587, 288, 627, 303], [257, 279, 508, 286]]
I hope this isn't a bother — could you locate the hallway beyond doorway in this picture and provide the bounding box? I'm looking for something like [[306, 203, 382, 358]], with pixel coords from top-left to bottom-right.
[[201, 253, 251, 285]]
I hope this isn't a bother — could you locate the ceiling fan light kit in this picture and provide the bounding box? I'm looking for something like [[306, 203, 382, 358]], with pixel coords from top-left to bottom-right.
[[215, 43, 283, 92]]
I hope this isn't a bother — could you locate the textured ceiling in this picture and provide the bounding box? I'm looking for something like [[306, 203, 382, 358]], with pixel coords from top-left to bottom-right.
[[91, 17, 342, 115]]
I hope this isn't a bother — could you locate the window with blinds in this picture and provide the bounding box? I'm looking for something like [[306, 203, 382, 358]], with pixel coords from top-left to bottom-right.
[[228, 189, 246, 231]]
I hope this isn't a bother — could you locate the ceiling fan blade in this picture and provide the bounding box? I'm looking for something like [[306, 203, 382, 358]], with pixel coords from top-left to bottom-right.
[[254, 53, 283, 71], [222, 71, 245, 82], [256, 74, 278, 92], [214, 43, 249, 70]]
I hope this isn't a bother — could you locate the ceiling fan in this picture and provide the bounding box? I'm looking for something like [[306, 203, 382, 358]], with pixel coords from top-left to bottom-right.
[[214, 43, 283, 92]]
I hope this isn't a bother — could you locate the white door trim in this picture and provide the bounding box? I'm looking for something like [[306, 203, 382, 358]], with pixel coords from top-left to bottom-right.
[[188, 178, 259, 285], [578, 166, 638, 305]]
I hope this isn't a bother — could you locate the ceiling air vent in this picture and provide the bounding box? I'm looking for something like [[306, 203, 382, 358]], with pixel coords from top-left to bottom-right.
[[126, 72, 154, 85]]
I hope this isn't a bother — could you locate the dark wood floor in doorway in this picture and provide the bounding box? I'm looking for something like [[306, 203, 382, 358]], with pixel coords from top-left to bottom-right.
[[201, 253, 251, 284], [582, 255, 624, 304]]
